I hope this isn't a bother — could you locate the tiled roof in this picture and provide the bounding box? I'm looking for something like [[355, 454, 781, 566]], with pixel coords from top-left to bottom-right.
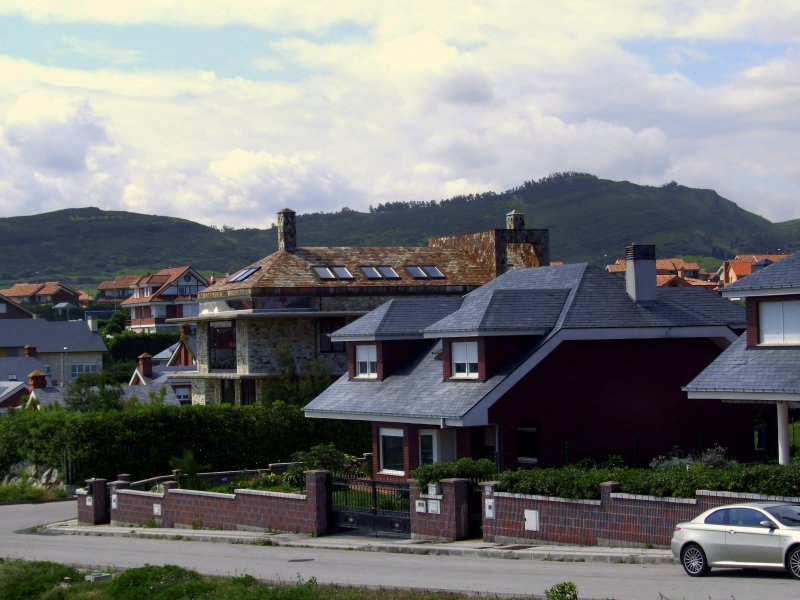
[[122, 266, 206, 306], [201, 248, 494, 298], [0, 283, 44, 297], [97, 275, 141, 290], [685, 336, 800, 395], [306, 263, 744, 421], [734, 254, 791, 263], [725, 250, 800, 293], [606, 258, 701, 274], [332, 298, 464, 339], [0, 320, 107, 353], [38, 281, 74, 295], [0, 357, 50, 384]]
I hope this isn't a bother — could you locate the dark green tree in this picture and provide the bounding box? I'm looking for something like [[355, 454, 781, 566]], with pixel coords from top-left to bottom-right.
[[63, 372, 124, 412]]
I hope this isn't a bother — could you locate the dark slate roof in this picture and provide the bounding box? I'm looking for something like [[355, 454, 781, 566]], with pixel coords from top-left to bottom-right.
[[0, 320, 107, 353], [332, 297, 464, 339], [725, 250, 800, 293], [425, 289, 569, 335], [307, 263, 744, 422], [306, 340, 516, 421], [0, 357, 50, 383], [685, 336, 800, 394]]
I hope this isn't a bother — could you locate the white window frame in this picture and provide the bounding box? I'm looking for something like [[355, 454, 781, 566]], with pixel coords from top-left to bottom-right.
[[379, 427, 405, 474], [355, 344, 377, 378], [451, 341, 478, 379], [71, 363, 98, 378], [759, 300, 800, 345], [419, 429, 439, 466]]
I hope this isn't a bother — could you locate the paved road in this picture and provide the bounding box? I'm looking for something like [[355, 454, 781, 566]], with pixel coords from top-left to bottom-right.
[[3, 501, 800, 599]]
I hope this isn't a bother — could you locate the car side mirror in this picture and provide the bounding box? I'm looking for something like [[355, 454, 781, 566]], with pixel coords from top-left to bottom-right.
[[760, 520, 776, 529]]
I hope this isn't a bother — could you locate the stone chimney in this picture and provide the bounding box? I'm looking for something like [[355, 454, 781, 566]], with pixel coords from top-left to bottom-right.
[[506, 210, 525, 230], [278, 208, 297, 253], [27, 370, 47, 390], [24, 344, 37, 358], [625, 244, 657, 304], [138, 353, 153, 378]]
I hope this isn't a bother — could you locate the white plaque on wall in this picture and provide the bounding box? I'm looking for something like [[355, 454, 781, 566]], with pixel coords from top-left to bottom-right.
[[484, 498, 494, 519], [415, 499, 427, 513], [524, 509, 539, 531], [86, 496, 93, 506], [427, 499, 441, 514], [111, 494, 118, 510], [153, 503, 161, 516]]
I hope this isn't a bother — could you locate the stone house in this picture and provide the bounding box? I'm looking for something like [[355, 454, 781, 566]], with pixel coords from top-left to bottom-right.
[[183, 208, 549, 405]]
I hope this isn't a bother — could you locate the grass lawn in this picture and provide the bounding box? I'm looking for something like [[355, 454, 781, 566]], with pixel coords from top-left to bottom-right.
[[0, 559, 532, 599]]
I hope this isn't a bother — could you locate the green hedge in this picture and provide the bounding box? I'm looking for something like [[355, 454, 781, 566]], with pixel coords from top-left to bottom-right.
[[411, 458, 498, 489], [497, 463, 800, 499], [0, 404, 369, 482]]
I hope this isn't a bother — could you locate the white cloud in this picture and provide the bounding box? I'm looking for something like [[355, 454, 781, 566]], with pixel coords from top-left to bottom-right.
[[0, 1, 799, 227]]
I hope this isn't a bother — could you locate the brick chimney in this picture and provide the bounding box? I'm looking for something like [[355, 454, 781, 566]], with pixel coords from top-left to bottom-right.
[[24, 344, 37, 357], [506, 210, 525, 230], [625, 244, 657, 304], [278, 208, 297, 253], [677, 266, 685, 279], [138, 353, 153, 378], [27, 370, 47, 390]]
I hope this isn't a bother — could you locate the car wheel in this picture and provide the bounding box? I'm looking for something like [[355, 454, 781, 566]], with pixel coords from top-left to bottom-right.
[[681, 543, 710, 577], [787, 546, 800, 580]]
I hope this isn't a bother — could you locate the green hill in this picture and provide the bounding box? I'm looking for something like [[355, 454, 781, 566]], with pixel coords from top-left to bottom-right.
[[1, 174, 797, 287]]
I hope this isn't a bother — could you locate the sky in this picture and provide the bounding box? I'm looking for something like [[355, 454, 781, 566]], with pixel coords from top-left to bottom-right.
[[0, 1, 798, 229]]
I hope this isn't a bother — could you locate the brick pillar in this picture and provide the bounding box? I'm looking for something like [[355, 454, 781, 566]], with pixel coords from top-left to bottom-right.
[[304, 470, 330, 536], [108, 478, 129, 524], [411, 478, 470, 541], [77, 478, 108, 525]]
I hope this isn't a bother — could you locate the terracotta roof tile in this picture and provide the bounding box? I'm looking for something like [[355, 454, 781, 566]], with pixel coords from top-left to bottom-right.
[[0, 283, 44, 297]]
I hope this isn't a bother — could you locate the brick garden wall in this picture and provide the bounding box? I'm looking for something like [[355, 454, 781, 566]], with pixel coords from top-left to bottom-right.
[[483, 482, 800, 547], [410, 479, 469, 541], [81, 471, 329, 536]]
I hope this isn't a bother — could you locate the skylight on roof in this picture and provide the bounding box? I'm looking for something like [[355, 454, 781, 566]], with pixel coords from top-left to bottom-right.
[[406, 265, 445, 279], [378, 266, 400, 279], [360, 266, 381, 279], [227, 266, 261, 283], [313, 266, 336, 280], [360, 265, 400, 279], [331, 266, 353, 279]]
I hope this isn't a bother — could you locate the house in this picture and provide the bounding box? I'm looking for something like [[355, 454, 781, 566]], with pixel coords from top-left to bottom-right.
[[607, 257, 714, 289], [121, 266, 208, 333], [0, 320, 107, 387], [717, 253, 791, 286], [0, 281, 82, 307], [686, 250, 800, 465], [0, 293, 34, 319], [0, 380, 28, 413], [0, 355, 53, 411], [305, 244, 757, 477], [95, 275, 141, 305], [183, 208, 549, 406], [128, 333, 196, 405]]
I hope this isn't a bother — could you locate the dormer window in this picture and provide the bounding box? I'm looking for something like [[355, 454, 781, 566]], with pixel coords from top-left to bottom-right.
[[355, 344, 377, 378], [406, 265, 445, 279], [451, 341, 478, 379], [759, 300, 800, 345]]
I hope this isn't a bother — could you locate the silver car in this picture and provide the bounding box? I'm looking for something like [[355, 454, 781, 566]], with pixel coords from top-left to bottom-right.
[[672, 502, 800, 579]]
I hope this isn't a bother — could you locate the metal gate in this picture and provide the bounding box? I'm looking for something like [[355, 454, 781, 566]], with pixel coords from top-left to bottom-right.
[[467, 482, 484, 538], [330, 477, 411, 537]]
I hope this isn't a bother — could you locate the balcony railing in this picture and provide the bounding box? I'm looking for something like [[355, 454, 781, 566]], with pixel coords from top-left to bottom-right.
[[210, 348, 236, 370]]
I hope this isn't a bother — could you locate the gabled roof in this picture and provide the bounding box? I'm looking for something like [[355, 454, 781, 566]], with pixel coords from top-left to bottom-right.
[[201, 247, 494, 299], [0, 320, 107, 353], [724, 250, 800, 296], [0, 380, 27, 408], [0, 293, 34, 316], [306, 263, 744, 424], [97, 275, 141, 290], [0, 357, 50, 383], [122, 266, 207, 306], [606, 258, 701, 274], [0, 282, 44, 297], [38, 281, 79, 296]]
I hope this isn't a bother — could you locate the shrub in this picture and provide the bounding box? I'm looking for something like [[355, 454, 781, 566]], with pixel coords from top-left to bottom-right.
[[545, 581, 578, 600], [0, 558, 80, 600], [411, 458, 497, 489], [109, 564, 212, 599]]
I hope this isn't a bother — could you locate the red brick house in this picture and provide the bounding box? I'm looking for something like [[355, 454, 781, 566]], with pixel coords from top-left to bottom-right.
[[306, 244, 757, 478], [687, 249, 800, 464], [0, 281, 81, 307]]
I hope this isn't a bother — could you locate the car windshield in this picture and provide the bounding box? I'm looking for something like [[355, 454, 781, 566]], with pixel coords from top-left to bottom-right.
[[766, 504, 800, 527]]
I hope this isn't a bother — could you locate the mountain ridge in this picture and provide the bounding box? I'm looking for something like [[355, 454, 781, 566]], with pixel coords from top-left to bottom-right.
[[1, 174, 797, 286]]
